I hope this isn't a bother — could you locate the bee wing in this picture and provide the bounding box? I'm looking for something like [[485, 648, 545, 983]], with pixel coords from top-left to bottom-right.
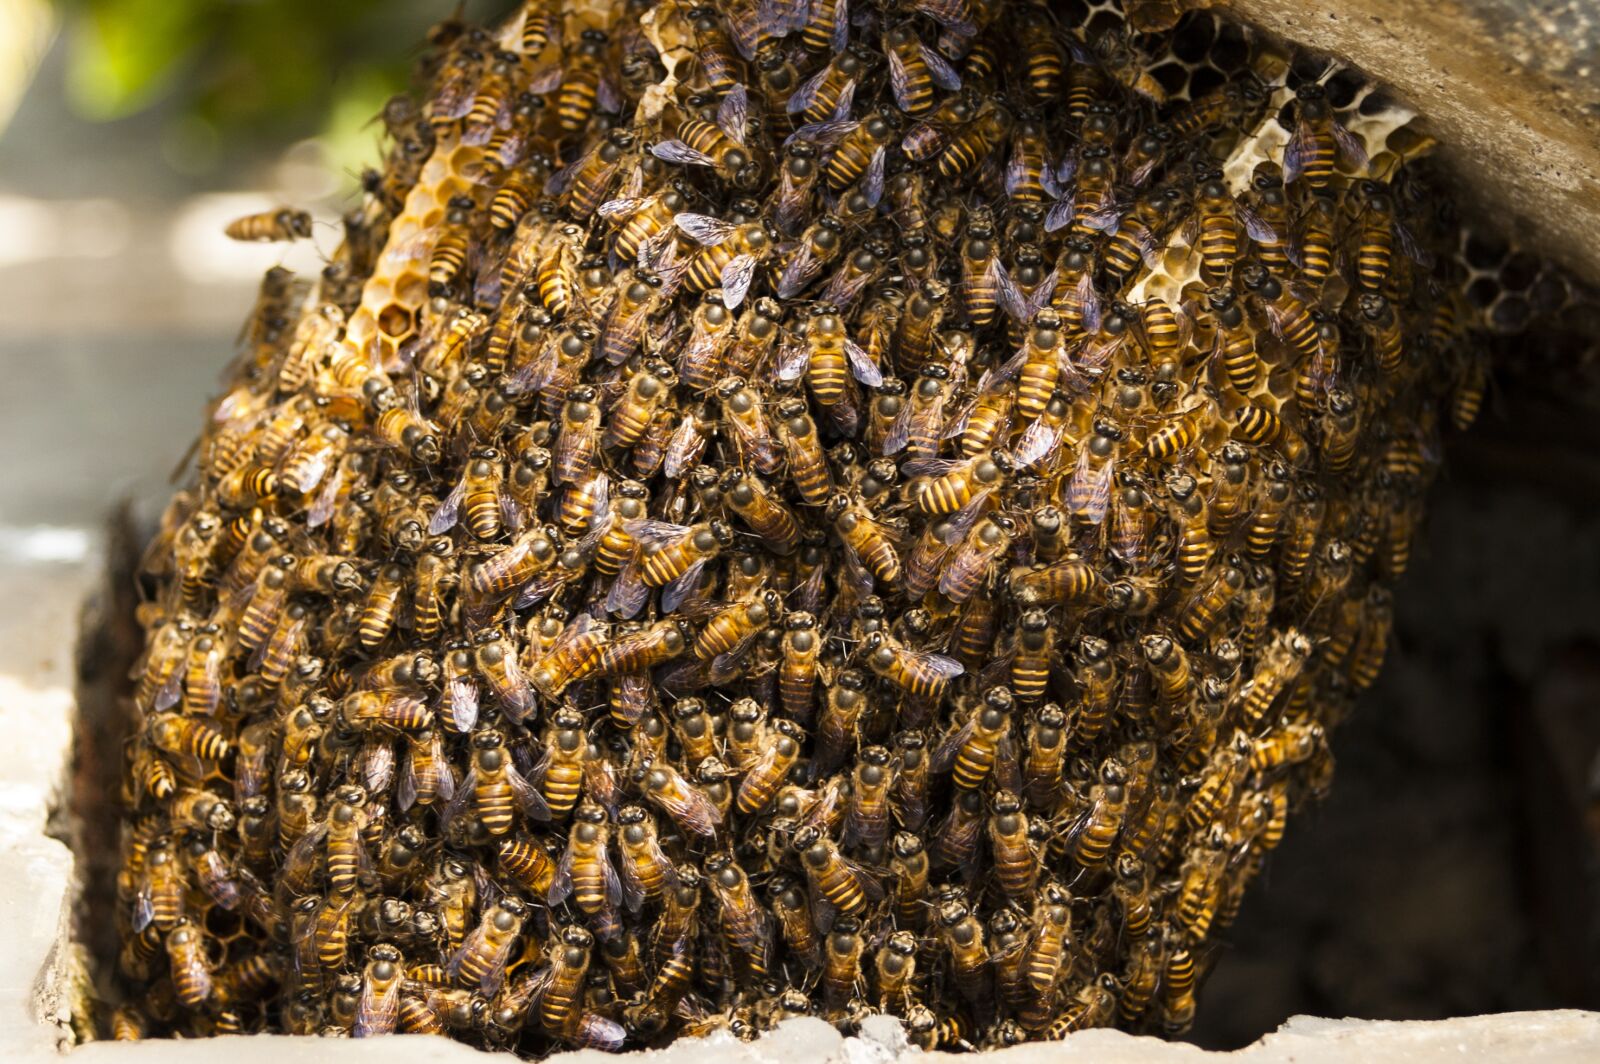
[[1237, 201, 1278, 244], [196, 850, 241, 911], [831, 0, 850, 53], [996, 262, 1036, 323], [398, 746, 419, 812], [1282, 125, 1309, 185], [675, 212, 737, 247], [499, 653, 536, 723], [598, 196, 648, 220], [574, 1014, 628, 1051], [658, 775, 724, 837], [306, 461, 345, 529], [616, 847, 647, 914], [1083, 204, 1126, 234], [845, 337, 883, 387], [720, 253, 757, 310], [863, 146, 887, 208], [783, 117, 858, 148], [662, 557, 711, 615], [1079, 273, 1104, 334], [1070, 446, 1114, 524], [664, 414, 708, 478], [921, 42, 962, 90], [193, 650, 223, 716], [445, 922, 489, 982], [543, 152, 584, 196], [1028, 267, 1061, 320], [429, 471, 470, 535], [1044, 193, 1078, 233], [605, 564, 652, 619], [841, 852, 887, 902], [353, 972, 400, 1038], [776, 338, 812, 381], [650, 140, 716, 168], [786, 63, 831, 114], [716, 84, 749, 143], [505, 761, 553, 821], [835, 534, 878, 600], [883, 397, 916, 455], [1005, 141, 1032, 199], [1016, 413, 1068, 469], [778, 247, 826, 299], [547, 843, 575, 906], [1332, 120, 1369, 172], [1395, 218, 1435, 267], [597, 74, 624, 116], [440, 768, 474, 828], [931, 714, 978, 774], [527, 65, 564, 95], [886, 42, 915, 113], [360, 741, 396, 796]]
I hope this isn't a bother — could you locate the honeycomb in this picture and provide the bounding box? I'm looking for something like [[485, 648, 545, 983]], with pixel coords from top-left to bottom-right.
[[108, 0, 1561, 1053]]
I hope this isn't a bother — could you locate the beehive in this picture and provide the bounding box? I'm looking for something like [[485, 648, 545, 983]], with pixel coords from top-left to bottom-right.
[[112, 0, 1521, 1052]]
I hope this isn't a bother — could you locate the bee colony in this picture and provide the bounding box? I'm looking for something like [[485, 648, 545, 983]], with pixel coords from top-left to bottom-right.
[[113, 0, 1495, 1051]]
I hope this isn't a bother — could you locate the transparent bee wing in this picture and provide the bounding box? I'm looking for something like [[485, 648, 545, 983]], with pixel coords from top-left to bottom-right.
[[1237, 201, 1278, 244], [1016, 414, 1067, 469], [845, 337, 883, 387], [439, 768, 473, 828], [597, 75, 624, 116], [650, 140, 716, 168], [675, 212, 738, 247], [527, 65, 564, 95], [784, 116, 859, 147], [716, 84, 750, 143], [598, 196, 647, 220], [832, 0, 850, 53], [662, 557, 711, 614], [1282, 125, 1308, 185], [1333, 120, 1369, 172], [605, 564, 651, 619], [863, 145, 887, 207], [883, 398, 915, 455], [353, 973, 399, 1038], [931, 713, 978, 773], [1079, 273, 1104, 335], [1083, 204, 1126, 234], [886, 43, 914, 113], [1044, 194, 1077, 233], [447, 676, 480, 733], [836, 535, 878, 600], [786, 63, 831, 115], [1069, 447, 1114, 524], [306, 461, 344, 529], [922, 42, 962, 90], [720, 254, 758, 310], [1395, 219, 1434, 267], [398, 750, 420, 812], [543, 153, 583, 196], [776, 339, 813, 381], [777, 246, 825, 298], [506, 761, 553, 821], [429, 472, 469, 535]]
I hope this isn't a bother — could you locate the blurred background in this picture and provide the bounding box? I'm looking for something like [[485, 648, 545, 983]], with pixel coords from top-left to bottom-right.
[[3, 0, 1598, 1050]]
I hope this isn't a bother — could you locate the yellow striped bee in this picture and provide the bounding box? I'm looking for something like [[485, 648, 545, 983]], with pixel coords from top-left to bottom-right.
[[225, 208, 312, 242]]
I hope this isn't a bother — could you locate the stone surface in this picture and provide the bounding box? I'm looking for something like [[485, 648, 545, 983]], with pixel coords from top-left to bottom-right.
[[1218, 0, 1600, 283]]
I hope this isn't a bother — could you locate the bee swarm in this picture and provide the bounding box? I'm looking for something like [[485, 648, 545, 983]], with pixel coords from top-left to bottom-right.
[[114, 0, 1494, 1052]]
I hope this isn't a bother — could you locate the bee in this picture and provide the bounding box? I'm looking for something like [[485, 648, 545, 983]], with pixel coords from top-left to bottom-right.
[[934, 685, 1014, 790], [353, 944, 404, 1038], [1010, 608, 1055, 702], [1176, 559, 1246, 643], [778, 304, 884, 406], [874, 930, 920, 1010], [987, 790, 1040, 901], [451, 728, 551, 836], [1240, 629, 1314, 730], [786, 45, 867, 130], [655, 91, 762, 189], [939, 513, 1013, 604], [1283, 82, 1369, 191], [1242, 462, 1295, 560], [884, 23, 962, 116], [911, 449, 1014, 517], [473, 628, 535, 720], [606, 361, 678, 452], [937, 98, 1011, 182], [225, 207, 312, 242], [1024, 881, 1072, 996], [703, 852, 771, 979], [639, 760, 723, 837], [166, 920, 213, 1008], [1193, 177, 1276, 282], [555, 29, 616, 133], [1066, 757, 1130, 870], [535, 223, 588, 319], [796, 826, 883, 916], [827, 493, 902, 588], [538, 926, 593, 1036], [1177, 823, 1233, 939], [530, 706, 589, 820], [447, 897, 526, 996], [717, 375, 783, 474]]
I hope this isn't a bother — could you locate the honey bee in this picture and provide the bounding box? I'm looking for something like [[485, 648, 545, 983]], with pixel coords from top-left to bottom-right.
[[1283, 82, 1369, 191], [1065, 757, 1129, 870], [165, 920, 213, 1008], [654, 89, 763, 189], [353, 944, 404, 1038], [639, 759, 723, 837], [449, 728, 551, 835], [538, 926, 593, 1037], [225, 207, 312, 242], [934, 686, 1014, 790]]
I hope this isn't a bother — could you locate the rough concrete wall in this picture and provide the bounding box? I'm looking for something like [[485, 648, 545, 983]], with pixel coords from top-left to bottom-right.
[[1216, 0, 1600, 283]]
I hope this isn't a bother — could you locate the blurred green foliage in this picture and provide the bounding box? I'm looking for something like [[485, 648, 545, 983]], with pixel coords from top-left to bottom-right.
[[52, 0, 517, 167]]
